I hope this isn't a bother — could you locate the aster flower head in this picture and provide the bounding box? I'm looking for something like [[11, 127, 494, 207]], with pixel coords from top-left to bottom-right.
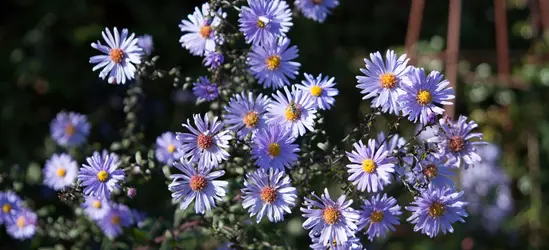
[[192, 76, 219, 102], [406, 186, 468, 237], [357, 193, 402, 241], [97, 203, 134, 239], [356, 50, 411, 115], [400, 68, 455, 124], [346, 139, 395, 192], [6, 209, 37, 240], [296, 73, 338, 110], [137, 34, 154, 55], [50, 111, 91, 147], [295, 0, 339, 23], [309, 232, 362, 250], [241, 168, 297, 223], [203, 51, 224, 69], [376, 132, 406, 154], [131, 209, 147, 228], [405, 154, 456, 189], [43, 153, 78, 191], [266, 86, 316, 138], [251, 125, 300, 171], [82, 195, 111, 220], [301, 188, 360, 248], [176, 114, 231, 166], [224, 92, 271, 139], [247, 37, 300, 89], [78, 150, 125, 199], [168, 160, 228, 214], [155, 132, 184, 166], [0, 191, 22, 225], [90, 27, 143, 84], [179, 3, 225, 56], [238, 0, 292, 45]]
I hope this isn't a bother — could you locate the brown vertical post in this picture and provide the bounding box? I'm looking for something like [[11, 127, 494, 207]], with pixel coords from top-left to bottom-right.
[[445, 0, 461, 119], [538, 0, 549, 32], [494, 0, 510, 83], [405, 0, 426, 65]]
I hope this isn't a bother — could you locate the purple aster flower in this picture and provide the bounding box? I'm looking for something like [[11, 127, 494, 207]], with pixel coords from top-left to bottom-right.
[[301, 188, 359, 248], [131, 209, 147, 228], [203, 51, 224, 69], [0, 191, 22, 225], [238, 0, 292, 45], [266, 86, 316, 138], [192, 76, 219, 102], [241, 168, 297, 223], [176, 114, 231, 166], [6, 209, 37, 240], [357, 193, 401, 241], [251, 125, 300, 171], [82, 195, 110, 220], [223, 92, 271, 139], [78, 150, 125, 199], [50, 111, 90, 147], [376, 132, 406, 154], [137, 34, 154, 55], [90, 27, 143, 84], [155, 132, 184, 166], [430, 115, 485, 167], [345, 139, 395, 192], [356, 50, 411, 115], [295, 73, 338, 110], [309, 232, 362, 250], [43, 153, 78, 191], [405, 154, 456, 189], [400, 68, 455, 124], [247, 37, 300, 89], [406, 186, 468, 237], [97, 203, 134, 239], [295, 0, 339, 23], [168, 160, 228, 214], [179, 3, 225, 56]]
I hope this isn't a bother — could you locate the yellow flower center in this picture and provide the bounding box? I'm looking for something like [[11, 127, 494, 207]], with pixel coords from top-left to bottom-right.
[[449, 136, 465, 152], [423, 164, 438, 178], [310, 86, 323, 97], [284, 103, 301, 121], [322, 206, 340, 225], [190, 175, 207, 191], [111, 215, 121, 225], [265, 55, 281, 71], [379, 73, 398, 89], [243, 111, 259, 128], [16, 216, 25, 228], [416, 90, 432, 105], [370, 210, 384, 223], [92, 200, 102, 209], [109, 48, 124, 64], [197, 134, 214, 149], [2, 204, 11, 213], [167, 144, 176, 153], [260, 186, 277, 204], [96, 170, 109, 182], [56, 168, 67, 177], [257, 19, 266, 28], [428, 202, 446, 218], [362, 159, 376, 173], [199, 25, 213, 38], [267, 143, 281, 157]]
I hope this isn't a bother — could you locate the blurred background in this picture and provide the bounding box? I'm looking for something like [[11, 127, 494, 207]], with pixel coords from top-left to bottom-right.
[[2, 0, 549, 249]]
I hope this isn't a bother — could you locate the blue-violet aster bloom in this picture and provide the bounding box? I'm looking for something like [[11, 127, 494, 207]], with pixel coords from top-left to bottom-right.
[[247, 37, 300, 89], [301, 188, 360, 248], [266, 86, 316, 138], [50, 111, 91, 147], [406, 186, 468, 237], [203, 51, 224, 69], [90, 27, 143, 84], [97, 203, 134, 239], [179, 3, 225, 56], [357, 193, 401, 241], [82, 195, 111, 220], [78, 150, 125, 199], [405, 154, 456, 189], [295, 0, 339, 23], [177, 114, 231, 166], [430, 115, 484, 167], [0, 191, 22, 225], [346, 139, 395, 192], [400, 67, 455, 124], [296, 73, 338, 110], [241, 168, 297, 223], [251, 125, 300, 171], [238, 0, 292, 45], [131, 209, 147, 228], [137, 34, 154, 55], [192, 76, 219, 102], [224, 92, 271, 140], [43, 153, 78, 191], [356, 50, 411, 115], [309, 232, 362, 250], [168, 160, 228, 214], [155, 132, 184, 166], [6, 209, 37, 240]]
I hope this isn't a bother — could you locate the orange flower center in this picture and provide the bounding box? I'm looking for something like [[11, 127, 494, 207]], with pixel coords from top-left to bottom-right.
[[92, 200, 102, 209], [16, 216, 25, 228], [197, 134, 214, 149], [56, 168, 67, 177], [65, 124, 76, 136], [111, 215, 121, 225], [370, 210, 384, 223], [423, 164, 438, 178], [267, 143, 281, 157], [284, 103, 301, 121], [243, 111, 259, 128], [322, 206, 340, 225], [167, 144, 176, 153], [449, 136, 465, 152], [312, 0, 324, 4], [428, 202, 446, 218], [2, 204, 11, 213], [260, 186, 277, 204], [265, 55, 281, 71], [379, 73, 398, 89], [109, 48, 124, 64], [200, 25, 213, 38], [190, 175, 207, 191]]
